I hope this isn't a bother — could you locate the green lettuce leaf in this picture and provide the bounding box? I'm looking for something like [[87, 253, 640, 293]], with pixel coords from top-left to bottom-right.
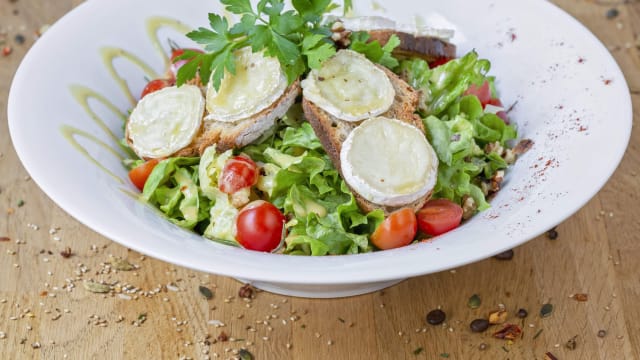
[[142, 157, 210, 230]]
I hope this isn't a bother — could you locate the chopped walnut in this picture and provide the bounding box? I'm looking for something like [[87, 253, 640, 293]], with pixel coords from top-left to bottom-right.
[[503, 148, 516, 165], [490, 170, 505, 193], [480, 181, 490, 196], [330, 29, 352, 48], [485, 141, 504, 156], [461, 195, 476, 220], [512, 138, 534, 155], [330, 21, 345, 32], [238, 283, 255, 299]]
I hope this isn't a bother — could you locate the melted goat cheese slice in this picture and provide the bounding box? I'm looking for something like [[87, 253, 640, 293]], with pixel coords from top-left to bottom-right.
[[301, 49, 395, 122], [340, 117, 438, 206], [205, 47, 287, 123], [127, 85, 204, 159]]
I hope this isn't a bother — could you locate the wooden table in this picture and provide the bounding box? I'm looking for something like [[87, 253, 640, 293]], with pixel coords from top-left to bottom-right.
[[1, 1, 638, 359]]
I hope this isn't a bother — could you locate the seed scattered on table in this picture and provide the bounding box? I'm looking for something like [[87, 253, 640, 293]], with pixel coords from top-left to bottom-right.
[[606, 8, 619, 19], [238, 283, 254, 299], [546, 227, 558, 240], [468, 294, 481, 309], [60, 247, 73, 258], [566, 335, 578, 350], [516, 308, 528, 318], [14, 34, 25, 45], [493, 324, 522, 340], [426, 309, 446, 325], [199, 286, 214, 300], [494, 249, 514, 260], [478, 343, 488, 350], [597, 330, 607, 338], [572, 293, 588, 302], [470, 319, 490, 333], [540, 303, 553, 318], [489, 309, 508, 324]]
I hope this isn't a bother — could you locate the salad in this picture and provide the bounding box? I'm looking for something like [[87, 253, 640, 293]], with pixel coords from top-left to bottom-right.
[[122, 0, 526, 255]]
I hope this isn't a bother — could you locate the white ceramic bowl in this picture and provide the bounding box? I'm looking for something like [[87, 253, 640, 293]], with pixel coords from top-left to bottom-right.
[[8, 0, 632, 298]]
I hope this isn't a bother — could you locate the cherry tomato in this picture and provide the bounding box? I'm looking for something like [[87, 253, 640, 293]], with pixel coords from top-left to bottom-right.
[[219, 155, 259, 194], [416, 199, 463, 236], [236, 201, 286, 252], [170, 48, 204, 77], [428, 56, 452, 68], [140, 78, 174, 99], [129, 158, 160, 191], [465, 80, 491, 108], [370, 208, 417, 250]]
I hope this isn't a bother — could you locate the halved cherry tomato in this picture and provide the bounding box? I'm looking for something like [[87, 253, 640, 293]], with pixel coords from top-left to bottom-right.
[[370, 208, 417, 250], [465, 80, 491, 107], [416, 199, 463, 236], [236, 200, 286, 252], [170, 48, 204, 77], [219, 155, 259, 194], [129, 158, 160, 191], [140, 78, 174, 99]]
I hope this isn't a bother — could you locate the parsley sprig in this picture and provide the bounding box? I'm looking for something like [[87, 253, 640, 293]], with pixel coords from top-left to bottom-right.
[[349, 31, 400, 70], [176, 0, 352, 90]]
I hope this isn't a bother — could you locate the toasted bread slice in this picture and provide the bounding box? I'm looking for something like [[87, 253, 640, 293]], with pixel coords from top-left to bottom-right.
[[302, 66, 431, 215], [127, 80, 301, 158], [367, 30, 456, 63]]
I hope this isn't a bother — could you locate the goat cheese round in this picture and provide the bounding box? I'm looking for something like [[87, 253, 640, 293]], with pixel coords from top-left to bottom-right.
[[340, 116, 438, 206], [205, 47, 287, 123], [301, 49, 395, 122], [127, 85, 204, 159]]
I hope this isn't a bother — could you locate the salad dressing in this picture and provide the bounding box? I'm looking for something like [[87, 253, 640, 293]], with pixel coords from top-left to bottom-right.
[[61, 17, 191, 183]]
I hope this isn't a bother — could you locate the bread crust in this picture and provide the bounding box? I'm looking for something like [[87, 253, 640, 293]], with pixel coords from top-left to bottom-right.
[[367, 30, 456, 62], [302, 66, 432, 215]]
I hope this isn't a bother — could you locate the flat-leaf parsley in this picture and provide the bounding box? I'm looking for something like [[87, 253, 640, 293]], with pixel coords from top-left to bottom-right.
[[176, 0, 352, 90]]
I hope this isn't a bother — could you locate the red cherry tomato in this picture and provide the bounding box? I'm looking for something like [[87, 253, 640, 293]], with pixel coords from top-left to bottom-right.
[[428, 56, 452, 68], [140, 78, 174, 99], [465, 80, 492, 108], [236, 201, 286, 252], [416, 199, 463, 236], [370, 208, 417, 250], [219, 155, 259, 194], [170, 48, 204, 77], [129, 158, 160, 191]]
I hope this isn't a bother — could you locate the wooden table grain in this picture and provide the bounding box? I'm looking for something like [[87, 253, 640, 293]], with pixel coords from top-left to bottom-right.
[[1, 1, 639, 359]]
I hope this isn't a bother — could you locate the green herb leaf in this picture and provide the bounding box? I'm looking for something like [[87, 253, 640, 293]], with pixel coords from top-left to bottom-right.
[[176, 0, 352, 90], [343, 0, 352, 15], [221, 0, 253, 14], [349, 32, 400, 70]]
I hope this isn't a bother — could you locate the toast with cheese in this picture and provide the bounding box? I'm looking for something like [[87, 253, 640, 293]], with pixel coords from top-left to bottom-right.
[[302, 65, 432, 215], [174, 80, 300, 156]]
